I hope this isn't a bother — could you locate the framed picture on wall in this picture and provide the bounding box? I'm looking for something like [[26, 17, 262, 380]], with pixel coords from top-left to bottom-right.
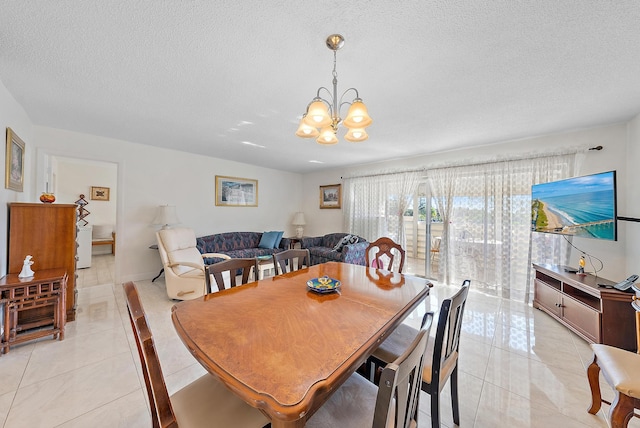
[[215, 175, 258, 207], [320, 184, 341, 209], [5, 128, 25, 192], [91, 186, 110, 201]]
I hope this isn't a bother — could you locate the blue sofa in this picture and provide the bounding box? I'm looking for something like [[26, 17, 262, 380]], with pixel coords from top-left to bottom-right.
[[196, 231, 290, 264], [301, 233, 368, 266]]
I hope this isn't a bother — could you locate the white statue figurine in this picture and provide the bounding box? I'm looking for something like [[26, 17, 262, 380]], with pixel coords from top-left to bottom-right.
[[18, 255, 35, 278]]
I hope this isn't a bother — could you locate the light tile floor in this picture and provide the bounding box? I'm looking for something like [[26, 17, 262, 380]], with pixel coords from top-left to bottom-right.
[[0, 255, 635, 427]]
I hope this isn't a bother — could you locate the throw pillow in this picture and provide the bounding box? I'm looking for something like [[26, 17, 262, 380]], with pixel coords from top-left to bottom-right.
[[333, 234, 352, 252], [259, 231, 279, 249], [271, 231, 284, 248], [348, 235, 359, 245]]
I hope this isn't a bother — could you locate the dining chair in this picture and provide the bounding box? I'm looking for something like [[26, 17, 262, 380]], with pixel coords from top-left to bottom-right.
[[370, 279, 471, 428], [365, 237, 406, 272], [307, 312, 434, 428], [586, 297, 640, 428], [430, 236, 441, 263], [122, 282, 270, 428], [205, 258, 258, 293], [272, 249, 310, 275]]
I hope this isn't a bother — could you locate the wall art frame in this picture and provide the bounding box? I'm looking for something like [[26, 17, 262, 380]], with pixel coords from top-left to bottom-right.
[[319, 184, 341, 209], [5, 128, 25, 192], [215, 175, 258, 207], [91, 186, 110, 201]]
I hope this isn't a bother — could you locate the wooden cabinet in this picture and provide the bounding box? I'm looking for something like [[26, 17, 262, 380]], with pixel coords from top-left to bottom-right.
[[1, 268, 67, 354], [533, 264, 635, 351], [7, 203, 77, 321]]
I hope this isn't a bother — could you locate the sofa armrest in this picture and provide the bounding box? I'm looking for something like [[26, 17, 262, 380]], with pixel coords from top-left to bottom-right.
[[279, 238, 291, 250], [301, 236, 323, 248], [341, 241, 369, 265]]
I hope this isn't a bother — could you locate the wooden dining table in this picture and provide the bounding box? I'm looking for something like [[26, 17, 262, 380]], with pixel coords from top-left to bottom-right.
[[171, 261, 431, 427]]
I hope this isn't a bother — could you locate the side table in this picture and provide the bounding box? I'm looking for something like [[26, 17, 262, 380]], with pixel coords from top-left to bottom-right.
[[256, 255, 275, 280], [0, 268, 67, 355], [149, 244, 164, 282], [286, 236, 306, 249]]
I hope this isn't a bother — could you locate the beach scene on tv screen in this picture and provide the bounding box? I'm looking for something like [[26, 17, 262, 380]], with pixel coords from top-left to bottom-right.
[[531, 172, 615, 240]]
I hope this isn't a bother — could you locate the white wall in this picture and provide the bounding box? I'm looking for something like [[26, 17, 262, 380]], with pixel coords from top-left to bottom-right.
[[54, 157, 118, 225], [0, 78, 34, 275], [33, 126, 303, 282], [302, 124, 632, 281], [626, 114, 640, 274]]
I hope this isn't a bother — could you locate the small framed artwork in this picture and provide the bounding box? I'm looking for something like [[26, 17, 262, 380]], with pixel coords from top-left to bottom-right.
[[5, 128, 25, 192], [215, 175, 258, 207], [320, 184, 341, 209], [91, 186, 110, 201]]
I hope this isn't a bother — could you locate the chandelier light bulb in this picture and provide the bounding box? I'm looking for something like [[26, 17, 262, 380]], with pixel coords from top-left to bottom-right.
[[296, 117, 320, 138], [344, 127, 368, 142], [343, 99, 372, 129], [317, 126, 339, 145], [303, 100, 331, 128]]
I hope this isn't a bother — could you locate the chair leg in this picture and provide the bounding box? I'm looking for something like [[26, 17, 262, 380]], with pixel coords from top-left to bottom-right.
[[610, 392, 635, 428], [586, 356, 603, 414], [431, 390, 441, 428], [451, 366, 460, 425]]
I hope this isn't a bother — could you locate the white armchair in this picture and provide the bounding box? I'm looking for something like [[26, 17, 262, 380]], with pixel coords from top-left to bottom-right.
[[156, 228, 229, 300]]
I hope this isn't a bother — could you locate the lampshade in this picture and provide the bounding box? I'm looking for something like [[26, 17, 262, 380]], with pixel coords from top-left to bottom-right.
[[317, 126, 339, 145], [292, 212, 306, 226], [152, 205, 180, 229], [343, 99, 373, 129], [303, 99, 332, 128], [295, 118, 320, 138], [344, 127, 368, 142]]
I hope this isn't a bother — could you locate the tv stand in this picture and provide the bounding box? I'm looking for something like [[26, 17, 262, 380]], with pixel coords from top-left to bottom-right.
[[533, 263, 636, 351]]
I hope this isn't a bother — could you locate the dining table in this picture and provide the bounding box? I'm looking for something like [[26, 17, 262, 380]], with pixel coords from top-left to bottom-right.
[[171, 261, 431, 427]]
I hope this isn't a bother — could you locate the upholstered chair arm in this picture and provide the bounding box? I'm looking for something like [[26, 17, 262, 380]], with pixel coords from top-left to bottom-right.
[[341, 241, 369, 265], [201, 253, 231, 260], [167, 261, 205, 273]]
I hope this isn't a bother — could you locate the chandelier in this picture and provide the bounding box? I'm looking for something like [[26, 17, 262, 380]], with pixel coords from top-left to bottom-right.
[[295, 34, 372, 145]]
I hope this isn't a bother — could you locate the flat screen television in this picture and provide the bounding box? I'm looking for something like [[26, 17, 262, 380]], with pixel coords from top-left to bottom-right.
[[531, 170, 617, 241]]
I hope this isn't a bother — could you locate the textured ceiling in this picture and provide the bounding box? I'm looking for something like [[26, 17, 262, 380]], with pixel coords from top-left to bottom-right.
[[1, 1, 640, 173]]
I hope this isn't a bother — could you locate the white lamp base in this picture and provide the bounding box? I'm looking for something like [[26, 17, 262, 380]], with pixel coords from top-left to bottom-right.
[[295, 226, 304, 238]]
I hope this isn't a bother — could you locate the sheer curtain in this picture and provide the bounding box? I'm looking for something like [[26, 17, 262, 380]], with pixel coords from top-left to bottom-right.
[[428, 152, 582, 300], [343, 171, 421, 249]]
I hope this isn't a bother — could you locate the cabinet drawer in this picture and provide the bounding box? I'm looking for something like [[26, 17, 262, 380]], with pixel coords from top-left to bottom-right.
[[562, 297, 600, 343]]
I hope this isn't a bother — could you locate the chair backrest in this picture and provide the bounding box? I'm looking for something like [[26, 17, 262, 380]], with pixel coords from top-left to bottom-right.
[[123, 282, 178, 427], [157, 227, 204, 274], [366, 237, 406, 273], [273, 249, 310, 275], [374, 312, 434, 428], [430, 279, 470, 384], [205, 258, 258, 293]]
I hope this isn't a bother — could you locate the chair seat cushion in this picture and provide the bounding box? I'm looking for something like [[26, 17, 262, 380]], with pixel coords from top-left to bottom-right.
[[373, 323, 457, 385], [171, 374, 269, 427], [592, 344, 640, 398], [306, 373, 380, 428]]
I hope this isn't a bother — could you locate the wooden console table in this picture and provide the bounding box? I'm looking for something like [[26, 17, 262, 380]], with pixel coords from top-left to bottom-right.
[[533, 264, 636, 351], [0, 268, 67, 355]]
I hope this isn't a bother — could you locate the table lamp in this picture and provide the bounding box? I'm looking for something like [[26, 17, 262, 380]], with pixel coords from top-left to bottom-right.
[[292, 212, 306, 238], [152, 205, 180, 229]]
